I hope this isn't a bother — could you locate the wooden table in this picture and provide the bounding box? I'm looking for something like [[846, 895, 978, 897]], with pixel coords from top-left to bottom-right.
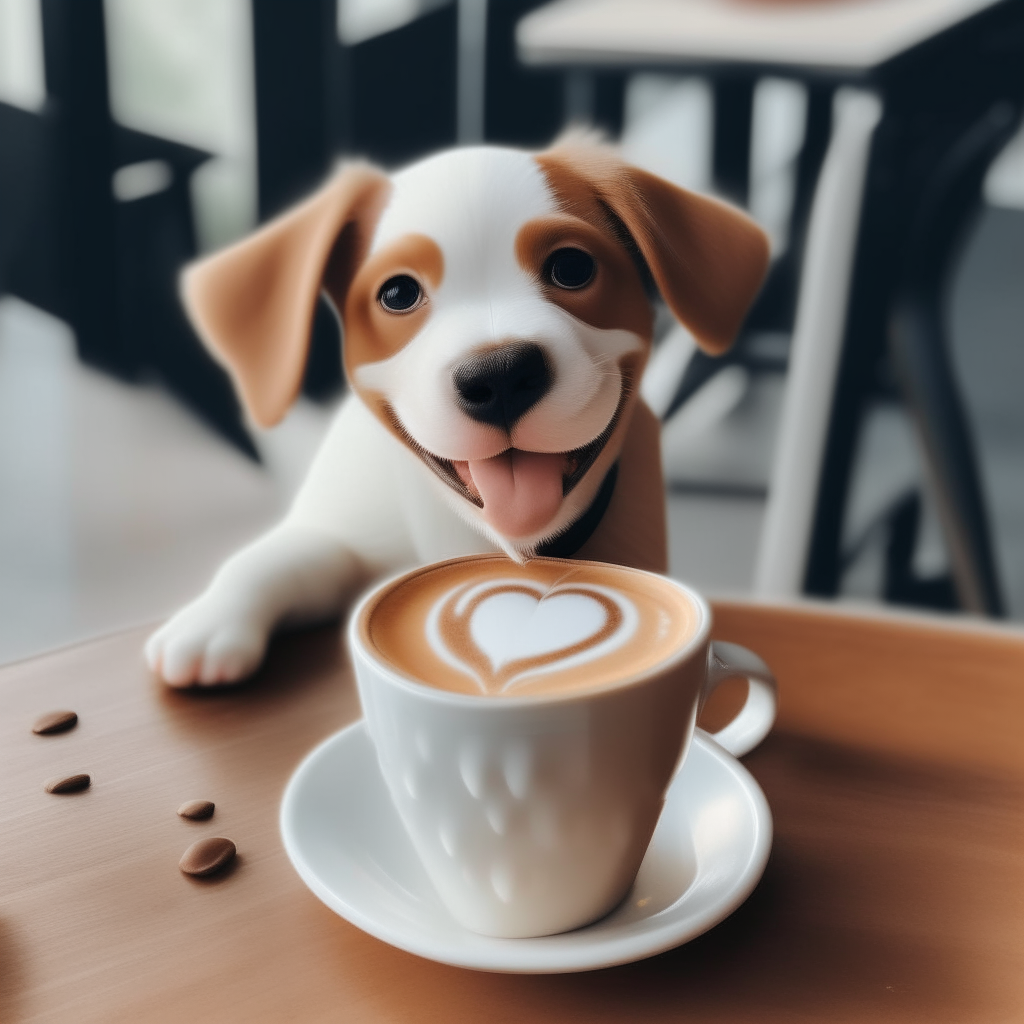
[[2, 601, 1024, 1022]]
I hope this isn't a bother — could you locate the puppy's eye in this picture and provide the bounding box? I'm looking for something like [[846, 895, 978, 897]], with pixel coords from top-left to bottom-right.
[[378, 275, 422, 312], [546, 248, 595, 290]]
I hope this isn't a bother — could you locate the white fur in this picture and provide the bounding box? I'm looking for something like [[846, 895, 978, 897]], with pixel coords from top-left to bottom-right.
[[146, 147, 647, 686], [357, 149, 640, 463]]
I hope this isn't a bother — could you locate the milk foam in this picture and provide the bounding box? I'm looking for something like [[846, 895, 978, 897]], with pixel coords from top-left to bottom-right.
[[425, 578, 639, 695], [363, 555, 699, 699]]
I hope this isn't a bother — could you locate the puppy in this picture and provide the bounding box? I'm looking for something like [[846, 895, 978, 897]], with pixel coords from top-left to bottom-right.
[[146, 141, 768, 686]]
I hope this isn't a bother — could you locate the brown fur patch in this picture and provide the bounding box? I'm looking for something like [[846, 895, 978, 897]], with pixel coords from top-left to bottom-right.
[[536, 148, 769, 355], [181, 165, 390, 427], [337, 232, 444, 379], [574, 398, 667, 573], [515, 215, 653, 340]]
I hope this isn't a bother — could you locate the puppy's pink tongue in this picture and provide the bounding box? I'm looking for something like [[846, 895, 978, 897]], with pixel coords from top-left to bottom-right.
[[466, 451, 564, 538]]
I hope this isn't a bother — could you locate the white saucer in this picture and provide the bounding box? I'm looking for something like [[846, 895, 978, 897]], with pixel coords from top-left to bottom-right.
[[280, 721, 772, 974]]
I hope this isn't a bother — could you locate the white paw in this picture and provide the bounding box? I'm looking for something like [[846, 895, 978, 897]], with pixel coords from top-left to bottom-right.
[[145, 594, 269, 687]]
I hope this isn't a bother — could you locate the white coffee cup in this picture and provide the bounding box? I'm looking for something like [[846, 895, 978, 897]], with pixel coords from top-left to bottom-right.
[[349, 556, 776, 939]]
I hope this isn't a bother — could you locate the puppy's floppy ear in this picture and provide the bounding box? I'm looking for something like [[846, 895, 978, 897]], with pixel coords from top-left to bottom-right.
[[181, 164, 390, 427], [537, 145, 769, 354]]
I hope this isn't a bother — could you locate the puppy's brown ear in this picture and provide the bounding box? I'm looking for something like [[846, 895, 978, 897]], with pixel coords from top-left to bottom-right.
[[181, 164, 390, 427], [537, 147, 769, 354]]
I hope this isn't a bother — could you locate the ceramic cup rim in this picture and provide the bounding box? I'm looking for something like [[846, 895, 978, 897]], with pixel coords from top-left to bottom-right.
[[349, 553, 712, 709]]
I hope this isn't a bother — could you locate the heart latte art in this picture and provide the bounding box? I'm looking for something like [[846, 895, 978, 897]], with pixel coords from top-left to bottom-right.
[[428, 579, 636, 693], [364, 556, 698, 697]]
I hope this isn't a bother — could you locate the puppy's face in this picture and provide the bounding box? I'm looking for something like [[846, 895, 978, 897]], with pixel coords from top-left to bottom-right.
[[182, 143, 769, 557], [333, 148, 652, 553]]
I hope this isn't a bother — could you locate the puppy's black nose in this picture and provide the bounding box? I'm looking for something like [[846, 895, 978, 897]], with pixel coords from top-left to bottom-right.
[[452, 343, 552, 429]]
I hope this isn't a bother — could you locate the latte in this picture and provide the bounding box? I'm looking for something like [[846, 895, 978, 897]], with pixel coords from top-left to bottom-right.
[[360, 555, 699, 697]]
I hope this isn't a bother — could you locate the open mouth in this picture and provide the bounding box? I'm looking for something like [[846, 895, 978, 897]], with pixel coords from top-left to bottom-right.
[[381, 379, 629, 540]]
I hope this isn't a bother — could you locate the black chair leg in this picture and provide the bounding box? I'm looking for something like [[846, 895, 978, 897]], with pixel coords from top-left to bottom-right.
[[888, 101, 1019, 617], [712, 77, 753, 208], [882, 490, 959, 610], [890, 296, 1006, 615]]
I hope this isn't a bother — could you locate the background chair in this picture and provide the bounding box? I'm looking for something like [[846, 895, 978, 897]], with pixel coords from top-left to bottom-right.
[[0, 0, 254, 453], [517, 0, 1024, 616]]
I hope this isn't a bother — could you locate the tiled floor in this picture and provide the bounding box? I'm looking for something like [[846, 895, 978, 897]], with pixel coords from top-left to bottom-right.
[[0, 298, 293, 664]]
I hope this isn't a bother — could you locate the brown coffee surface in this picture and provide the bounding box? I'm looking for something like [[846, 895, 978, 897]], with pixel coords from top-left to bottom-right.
[[363, 555, 699, 697]]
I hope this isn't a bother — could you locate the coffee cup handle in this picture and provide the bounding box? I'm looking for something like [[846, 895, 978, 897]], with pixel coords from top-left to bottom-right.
[[701, 641, 778, 758]]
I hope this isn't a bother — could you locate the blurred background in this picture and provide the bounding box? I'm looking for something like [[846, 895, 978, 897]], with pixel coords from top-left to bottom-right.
[[1, 0, 1022, 664]]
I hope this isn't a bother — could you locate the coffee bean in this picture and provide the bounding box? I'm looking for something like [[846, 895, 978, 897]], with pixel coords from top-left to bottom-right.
[[179, 837, 236, 877], [45, 773, 90, 794], [33, 710, 78, 735], [177, 799, 215, 821]]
